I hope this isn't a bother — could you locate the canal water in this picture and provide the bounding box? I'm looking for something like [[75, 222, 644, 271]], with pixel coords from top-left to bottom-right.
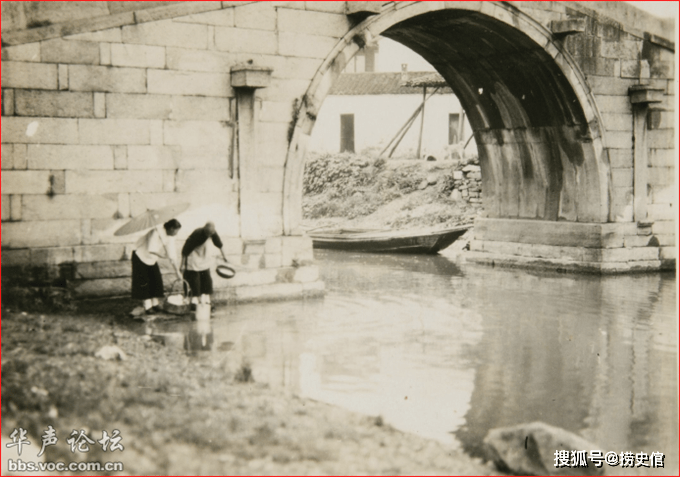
[[147, 250, 678, 474]]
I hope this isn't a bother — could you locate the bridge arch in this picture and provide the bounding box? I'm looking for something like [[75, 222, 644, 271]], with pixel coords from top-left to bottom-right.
[[283, 1, 610, 235]]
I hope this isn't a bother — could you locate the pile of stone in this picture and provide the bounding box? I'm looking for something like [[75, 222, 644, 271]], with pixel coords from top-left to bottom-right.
[[449, 160, 483, 205]]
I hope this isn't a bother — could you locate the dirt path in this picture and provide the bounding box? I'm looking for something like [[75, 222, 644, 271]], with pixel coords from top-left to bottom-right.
[[2, 306, 502, 475]]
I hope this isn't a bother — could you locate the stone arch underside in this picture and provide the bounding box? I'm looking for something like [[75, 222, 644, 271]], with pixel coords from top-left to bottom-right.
[[283, 2, 610, 236]]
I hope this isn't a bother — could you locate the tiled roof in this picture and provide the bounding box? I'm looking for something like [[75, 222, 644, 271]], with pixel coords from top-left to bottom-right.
[[329, 72, 453, 95]]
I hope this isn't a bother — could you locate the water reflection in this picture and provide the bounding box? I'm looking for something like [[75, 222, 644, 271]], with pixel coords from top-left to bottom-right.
[[145, 250, 678, 474]]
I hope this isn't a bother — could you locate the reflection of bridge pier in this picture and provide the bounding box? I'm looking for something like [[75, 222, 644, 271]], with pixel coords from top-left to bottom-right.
[[455, 269, 677, 472]]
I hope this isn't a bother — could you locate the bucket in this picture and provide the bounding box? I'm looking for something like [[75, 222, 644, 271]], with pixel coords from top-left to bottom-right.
[[195, 303, 211, 321]]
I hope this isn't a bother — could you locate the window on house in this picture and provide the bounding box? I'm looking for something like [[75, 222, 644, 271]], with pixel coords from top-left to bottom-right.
[[340, 114, 355, 153], [448, 113, 460, 145]]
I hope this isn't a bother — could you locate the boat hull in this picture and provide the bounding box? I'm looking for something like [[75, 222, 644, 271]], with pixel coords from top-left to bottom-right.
[[309, 226, 471, 254]]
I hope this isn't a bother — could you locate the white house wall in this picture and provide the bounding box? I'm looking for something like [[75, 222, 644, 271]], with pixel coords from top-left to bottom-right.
[[308, 93, 475, 159]]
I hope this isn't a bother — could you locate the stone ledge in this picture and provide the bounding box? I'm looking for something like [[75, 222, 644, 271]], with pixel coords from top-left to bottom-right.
[[464, 251, 667, 274]]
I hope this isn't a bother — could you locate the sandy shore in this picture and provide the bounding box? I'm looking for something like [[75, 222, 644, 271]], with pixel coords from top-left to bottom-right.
[[2, 303, 502, 475]]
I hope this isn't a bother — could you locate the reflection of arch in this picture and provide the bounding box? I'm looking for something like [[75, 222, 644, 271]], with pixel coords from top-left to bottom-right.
[[283, 1, 609, 235]]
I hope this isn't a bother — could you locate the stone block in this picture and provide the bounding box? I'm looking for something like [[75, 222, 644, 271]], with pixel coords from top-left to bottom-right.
[[651, 220, 674, 236], [586, 76, 636, 95], [647, 203, 675, 221], [656, 234, 675, 247], [175, 169, 233, 194], [1, 61, 58, 90], [600, 38, 641, 59], [646, 129, 674, 149], [1, 249, 31, 266], [303, 1, 345, 13], [126, 145, 180, 170], [111, 43, 166, 68], [93, 93, 106, 118], [100, 44, 112, 66], [64, 28, 123, 43], [74, 261, 131, 279], [264, 237, 282, 254], [58, 65, 69, 90], [293, 265, 319, 283], [78, 118, 150, 145], [2, 145, 14, 170], [2, 88, 15, 116], [148, 69, 231, 97], [605, 131, 633, 150], [601, 113, 632, 131], [176, 149, 230, 170], [73, 244, 128, 262], [277, 8, 349, 37], [65, 170, 164, 194], [22, 194, 119, 221], [2, 117, 79, 144], [113, 146, 128, 170], [623, 235, 654, 248], [594, 95, 631, 114], [278, 31, 339, 59], [264, 253, 282, 268], [105, 93, 172, 119], [234, 2, 276, 30], [600, 247, 659, 262], [214, 27, 277, 55], [228, 268, 277, 287], [40, 38, 99, 64], [171, 96, 232, 121], [164, 120, 232, 149], [2, 195, 10, 221], [122, 19, 208, 49], [174, 8, 234, 26], [30, 247, 75, 266], [14, 90, 94, 118], [2, 220, 82, 248], [578, 56, 618, 76], [659, 246, 675, 261], [1, 43, 41, 62], [10, 195, 21, 221], [1, 171, 51, 194], [149, 120, 164, 145], [71, 277, 130, 297], [134, 1, 222, 23], [69, 65, 146, 93], [647, 167, 674, 186], [230, 65, 272, 88], [611, 168, 633, 188], [277, 56, 324, 80], [166, 47, 235, 73], [607, 148, 632, 168]]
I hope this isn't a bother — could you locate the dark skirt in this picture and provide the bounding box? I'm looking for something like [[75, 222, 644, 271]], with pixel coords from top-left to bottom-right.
[[131, 251, 164, 300], [183, 269, 213, 297]]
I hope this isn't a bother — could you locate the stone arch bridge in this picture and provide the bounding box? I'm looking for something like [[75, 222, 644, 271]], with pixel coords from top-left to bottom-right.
[[1, 1, 676, 300]]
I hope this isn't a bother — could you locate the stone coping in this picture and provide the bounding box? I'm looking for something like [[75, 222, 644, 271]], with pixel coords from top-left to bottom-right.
[[2, 1, 674, 50]]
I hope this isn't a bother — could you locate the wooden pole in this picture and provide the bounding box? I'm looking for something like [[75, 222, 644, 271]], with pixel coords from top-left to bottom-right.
[[416, 86, 426, 158]]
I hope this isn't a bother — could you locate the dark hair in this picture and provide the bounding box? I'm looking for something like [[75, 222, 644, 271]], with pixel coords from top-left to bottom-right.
[[164, 219, 181, 232]]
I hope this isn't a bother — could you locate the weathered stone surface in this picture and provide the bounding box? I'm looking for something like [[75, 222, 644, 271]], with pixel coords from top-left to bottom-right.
[[164, 120, 231, 149], [1, 171, 51, 194], [484, 422, 604, 476], [30, 246, 74, 266], [174, 8, 234, 26], [2, 195, 11, 221], [277, 8, 349, 37], [1, 61, 58, 89], [147, 69, 231, 97], [14, 90, 94, 118], [166, 47, 235, 73], [73, 244, 128, 263], [65, 170, 164, 194], [71, 277, 130, 297], [214, 27, 277, 54], [278, 31, 339, 59], [122, 19, 208, 49], [40, 38, 100, 64], [74, 261, 130, 279], [22, 194, 119, 221], [1, 43, 41, 62], [78, 119, 150, 145], [64, 28, 123, 43], [127, 145, 180, 170], [234, 2, 275, 30], [2, 220, 82, 249], [69, 65, 146, 93], [110, 43, 165, 68]]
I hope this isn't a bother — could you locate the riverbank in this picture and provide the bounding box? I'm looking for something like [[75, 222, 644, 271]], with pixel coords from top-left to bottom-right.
[[2, 302, 502, 475], [302, 153, 483, 232]]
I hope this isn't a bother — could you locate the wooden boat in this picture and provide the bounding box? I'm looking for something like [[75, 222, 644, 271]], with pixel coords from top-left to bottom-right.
[[308, 225, 472, 254]]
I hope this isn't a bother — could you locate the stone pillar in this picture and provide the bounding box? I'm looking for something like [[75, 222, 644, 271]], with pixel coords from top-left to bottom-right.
[[628, 85, 664, 224], [230, 64, 272, 240]]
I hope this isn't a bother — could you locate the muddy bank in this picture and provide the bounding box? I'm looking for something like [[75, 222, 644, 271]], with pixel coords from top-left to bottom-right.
[[2, 304, 502, 475], [303, 153, 483, 232]]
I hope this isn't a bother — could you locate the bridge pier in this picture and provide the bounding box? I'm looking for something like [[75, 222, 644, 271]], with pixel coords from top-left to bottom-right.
[[467, 218, 670, 273]]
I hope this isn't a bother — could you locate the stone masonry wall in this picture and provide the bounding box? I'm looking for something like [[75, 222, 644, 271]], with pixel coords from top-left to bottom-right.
[[1, 1, 355, 297]]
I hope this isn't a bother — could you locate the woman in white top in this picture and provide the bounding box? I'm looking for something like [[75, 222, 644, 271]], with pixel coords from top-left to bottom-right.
[[131, 219, 181, 314]]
